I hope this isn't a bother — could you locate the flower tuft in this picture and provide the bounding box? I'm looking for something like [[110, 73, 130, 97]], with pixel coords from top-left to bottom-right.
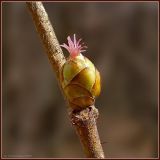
[[60, 34, 87, 58]]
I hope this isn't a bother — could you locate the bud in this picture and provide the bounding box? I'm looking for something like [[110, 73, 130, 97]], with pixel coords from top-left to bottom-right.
[[60, 34, 101, 110]]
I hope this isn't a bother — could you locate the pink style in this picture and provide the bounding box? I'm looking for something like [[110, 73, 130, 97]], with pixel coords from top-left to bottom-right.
[[60, 34, 87, 58]]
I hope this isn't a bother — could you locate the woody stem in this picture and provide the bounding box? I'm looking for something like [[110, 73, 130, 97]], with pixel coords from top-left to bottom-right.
[[26, 1, 105, 158]]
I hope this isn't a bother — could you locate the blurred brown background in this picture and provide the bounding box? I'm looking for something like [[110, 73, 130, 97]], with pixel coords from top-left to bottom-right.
[[2, 2, 158, 158]]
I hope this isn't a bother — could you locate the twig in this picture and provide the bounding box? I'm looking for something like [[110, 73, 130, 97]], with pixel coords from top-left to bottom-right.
[[26, 1, 65, 79], [69, 106, 104, 158], [26, 2, 105, 158]]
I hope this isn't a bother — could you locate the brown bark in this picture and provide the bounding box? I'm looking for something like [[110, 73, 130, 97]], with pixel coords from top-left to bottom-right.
[[69, 106, 104, 158], [26, 1, 65, 79], [26, 2, 105, 158]]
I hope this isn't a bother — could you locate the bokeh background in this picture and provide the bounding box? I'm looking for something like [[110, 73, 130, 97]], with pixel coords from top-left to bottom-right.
[[2, 2, 158, 158]]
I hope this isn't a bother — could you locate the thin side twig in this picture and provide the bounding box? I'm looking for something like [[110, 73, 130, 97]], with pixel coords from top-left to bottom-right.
[[26, 2, 105, 158]]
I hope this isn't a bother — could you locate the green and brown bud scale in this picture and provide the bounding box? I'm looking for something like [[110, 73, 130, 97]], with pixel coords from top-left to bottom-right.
[[60, 34, 101, 110]]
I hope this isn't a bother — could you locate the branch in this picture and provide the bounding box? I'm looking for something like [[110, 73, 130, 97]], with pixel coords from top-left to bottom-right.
[[69, 106, 104, 158], [26, 1, 65, 79], [26, 2, 105, 158]]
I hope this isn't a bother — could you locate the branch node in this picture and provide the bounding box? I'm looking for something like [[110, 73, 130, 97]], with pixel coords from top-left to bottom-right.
[[69, 106, 99, 126]]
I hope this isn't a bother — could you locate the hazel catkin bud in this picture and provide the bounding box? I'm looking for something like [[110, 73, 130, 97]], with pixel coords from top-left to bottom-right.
[[60, 34, 101, 110]]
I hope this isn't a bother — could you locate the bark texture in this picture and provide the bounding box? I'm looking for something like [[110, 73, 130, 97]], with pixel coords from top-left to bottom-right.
[[26, 2, 104, 158]]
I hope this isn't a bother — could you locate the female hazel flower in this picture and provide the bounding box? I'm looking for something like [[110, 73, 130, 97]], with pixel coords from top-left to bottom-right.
[[60, 34, 101, 110]]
